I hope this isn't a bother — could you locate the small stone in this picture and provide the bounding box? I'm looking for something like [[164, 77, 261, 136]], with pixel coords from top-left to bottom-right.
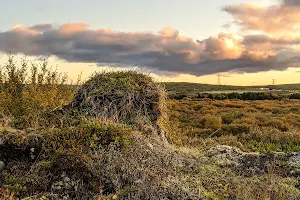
[[61, 171, 67, 178], [0, 161, 4, 171], [134, 179, 143, 184], [64, 177, 70, 182], [288, 154, 300, 168], [147, 143, 154, 149]]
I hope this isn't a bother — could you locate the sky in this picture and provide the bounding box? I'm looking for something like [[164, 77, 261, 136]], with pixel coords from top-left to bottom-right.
[[0, 0, 299, 85]]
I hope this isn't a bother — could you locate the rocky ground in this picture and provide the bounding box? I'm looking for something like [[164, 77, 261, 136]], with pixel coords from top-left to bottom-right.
[[208, 145, 300, 177]]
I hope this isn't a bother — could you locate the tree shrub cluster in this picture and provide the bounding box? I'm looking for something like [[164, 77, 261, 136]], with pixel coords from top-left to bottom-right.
[[168, 91, 300, 100]]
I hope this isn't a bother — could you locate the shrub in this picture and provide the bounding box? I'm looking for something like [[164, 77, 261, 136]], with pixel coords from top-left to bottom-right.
[[240, 127, 300, 152], [221, 124, 251, 135], [204, 116, 222, 130], [171, 94, 187, 100], [193, 104, 203, 111], [233, 117, 258, 125], [264, 119, 289, 132], [221, 113, 237, 124], [0, 56, 76, 127], [290, 93, 300, 99]]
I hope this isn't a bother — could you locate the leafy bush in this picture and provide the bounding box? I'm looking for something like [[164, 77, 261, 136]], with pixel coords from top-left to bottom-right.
[[204, 116, 222, 130], [290, 93, 300, 99], [0, 56, 77, 128], [221, 113, 238, 124]]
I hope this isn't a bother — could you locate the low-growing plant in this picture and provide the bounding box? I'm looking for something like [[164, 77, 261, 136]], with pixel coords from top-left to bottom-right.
[[204, 116, 222, 130], [221, 123, 251, 136]]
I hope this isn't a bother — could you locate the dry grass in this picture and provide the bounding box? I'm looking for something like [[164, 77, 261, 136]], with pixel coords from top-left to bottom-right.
[[0, 55, 77, 128], [167, 98, 300, 151]]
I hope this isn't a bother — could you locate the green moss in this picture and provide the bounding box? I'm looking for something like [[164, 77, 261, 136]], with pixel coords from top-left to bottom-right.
[[69, 71, 167, 133], [0, 116, 138, 198], [3, 172, 41, 195]]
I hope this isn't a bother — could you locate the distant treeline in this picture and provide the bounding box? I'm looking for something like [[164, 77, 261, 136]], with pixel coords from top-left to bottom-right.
[[169, 92, 300, 100], [164, 82, 300, 92]]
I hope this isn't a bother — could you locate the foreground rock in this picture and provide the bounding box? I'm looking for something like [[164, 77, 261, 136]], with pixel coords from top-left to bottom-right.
[[0, 161, 4, 187], [0, 161, 4, 171], [208, 145, 300, 177]]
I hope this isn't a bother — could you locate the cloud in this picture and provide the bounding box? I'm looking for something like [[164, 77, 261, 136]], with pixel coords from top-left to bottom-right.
[[223, 1, 300, 35], [59, 23, 89, 35], [243, 34, 300, 45], [0, 21, 300, 76], [283, 0, 300, 6], [31, 24, 56, 32], [159, 27, 179, 38]]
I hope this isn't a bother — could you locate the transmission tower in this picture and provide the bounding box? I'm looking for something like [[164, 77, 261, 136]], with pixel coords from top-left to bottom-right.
[[272, 79, 276, 85], [217, 74, 221, 85]]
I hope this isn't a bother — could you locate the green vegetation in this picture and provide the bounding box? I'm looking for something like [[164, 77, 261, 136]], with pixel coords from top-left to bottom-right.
[[165, 82, 300, 99], [68, 71, 167, 135], [0, 56, 76, 129], [167, 98, 300, 152], [1, 57, 300, 199]]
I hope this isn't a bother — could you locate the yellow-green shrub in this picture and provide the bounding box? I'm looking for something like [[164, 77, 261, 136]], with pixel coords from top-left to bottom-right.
[[204, 116, 222, 130]]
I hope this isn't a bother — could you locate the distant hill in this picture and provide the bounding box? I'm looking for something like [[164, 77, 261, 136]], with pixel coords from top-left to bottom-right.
[[264, 83, 300, 90], [163, 82, 300, 97]]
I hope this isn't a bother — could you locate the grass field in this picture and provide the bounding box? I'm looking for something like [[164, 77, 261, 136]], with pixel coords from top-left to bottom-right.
[[1, 58, 300, 199], [167, 98, 300, 152]]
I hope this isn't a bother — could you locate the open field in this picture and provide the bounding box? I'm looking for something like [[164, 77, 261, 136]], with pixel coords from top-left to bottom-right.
[[167, 98, 300, 152], [1, 59, 300, 199], [165, 82, 300, 98], [2, 0, 300, 198]]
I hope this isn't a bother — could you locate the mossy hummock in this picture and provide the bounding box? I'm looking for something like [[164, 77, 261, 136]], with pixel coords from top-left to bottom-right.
[[69, 71, 167, 134]]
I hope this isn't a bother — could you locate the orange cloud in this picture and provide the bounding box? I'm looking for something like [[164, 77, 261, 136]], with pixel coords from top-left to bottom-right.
[[159, 27, 179, 38], [0, 22, 300, 76], [59, 23, 89, 35], [223, 1, 300, 35], [10, 25, 38, 35]]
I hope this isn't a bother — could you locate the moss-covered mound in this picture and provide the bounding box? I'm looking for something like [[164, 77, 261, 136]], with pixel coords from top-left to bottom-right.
[[68, 71, 166, 134], [0, 117, 138, 199], [3, 120, 300, 200], [0, 117, 204, 199]]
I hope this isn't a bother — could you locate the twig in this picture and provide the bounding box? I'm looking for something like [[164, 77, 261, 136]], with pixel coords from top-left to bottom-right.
[[208, 128, 221, 138], [27, 149, 44, 175]]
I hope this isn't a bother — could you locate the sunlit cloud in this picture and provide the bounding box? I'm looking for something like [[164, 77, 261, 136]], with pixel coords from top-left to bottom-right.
[[0, 0, 300, 78], [223, 0, 300, 35]]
